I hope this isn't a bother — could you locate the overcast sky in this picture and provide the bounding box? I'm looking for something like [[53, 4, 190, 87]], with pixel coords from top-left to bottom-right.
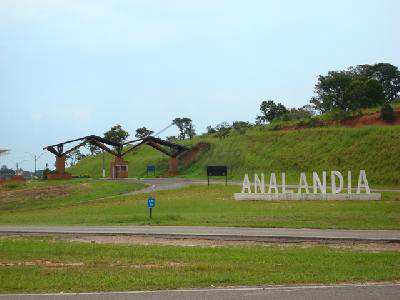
[[0, 0, 399, 171]]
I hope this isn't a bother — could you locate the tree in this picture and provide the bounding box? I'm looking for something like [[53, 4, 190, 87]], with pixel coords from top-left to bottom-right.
[[310, 71, 353, 113], [172, 118, 195, 140], [166, 135, 177, 142], [258, 100, 288, 123], [86, 143, 101, 156], [381, 103, 396, 122], [280, 106, 314, 121], [68, 149, 85, 166], [0, 165, 15, 178], [232, 121, 251, 134], [206, 125, 216, 134], [135, 127, 154, 139], [345, 78, 385, 110], [255, 115, 267, 125], [185, 122, 196, 140], [310, 63, 400, 113], [104, 124, 129, 145], [349, 63, 400, 101], [215, 122, 231, 139]]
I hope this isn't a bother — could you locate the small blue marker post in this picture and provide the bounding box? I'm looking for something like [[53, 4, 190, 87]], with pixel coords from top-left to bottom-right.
[[147, 196, 155, 219]]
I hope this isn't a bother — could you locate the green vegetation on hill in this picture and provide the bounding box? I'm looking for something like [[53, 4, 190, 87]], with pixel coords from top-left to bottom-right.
[[70, 125, 400, 186]]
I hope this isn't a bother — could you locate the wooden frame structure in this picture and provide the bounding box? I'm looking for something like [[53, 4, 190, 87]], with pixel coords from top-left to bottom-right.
[[43, 135, 190, 179]]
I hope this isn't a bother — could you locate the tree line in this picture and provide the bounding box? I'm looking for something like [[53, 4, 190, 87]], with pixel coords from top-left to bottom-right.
[[207, 62, 399, 137], [69, 62, 399, 164]]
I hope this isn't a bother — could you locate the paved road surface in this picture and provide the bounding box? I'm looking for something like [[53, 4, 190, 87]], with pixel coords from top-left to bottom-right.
[[1, 283, 399, 300], [1, 225, 399, 242]]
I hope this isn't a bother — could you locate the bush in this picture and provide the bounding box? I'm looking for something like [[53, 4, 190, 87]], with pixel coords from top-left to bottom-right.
[[328, 109, 352, 121], [72, 174, 90, 178], [297, 118, 317, 128], [269, 123, 282, 131], [4, 182, 24, 189], [42, 168, 51, 180], [381, 103, 396, 122]]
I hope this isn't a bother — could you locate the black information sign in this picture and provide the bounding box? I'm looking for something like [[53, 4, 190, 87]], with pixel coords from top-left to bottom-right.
[[147, 165, 156, 176], [207, 165, 228, 185]]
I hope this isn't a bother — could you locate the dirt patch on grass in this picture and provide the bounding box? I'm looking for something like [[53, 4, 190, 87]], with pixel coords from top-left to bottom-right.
[[63, 234, 400, 252], [0, 183, 90, 204], [120, 262, 187, 269], [0, 260, 84, 268]]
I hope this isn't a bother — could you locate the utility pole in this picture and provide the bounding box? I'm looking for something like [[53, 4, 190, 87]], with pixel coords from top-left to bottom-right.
[[34, 155, 37, 176], [25, 152, 44, 178], [102, 151, 106, 178]]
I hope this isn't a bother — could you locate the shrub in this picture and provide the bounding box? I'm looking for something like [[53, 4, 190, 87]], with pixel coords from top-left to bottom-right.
[[4, 182, 24, 189], [329, 109, 352, 121], [381, 103, 396, 122], [42, 168, 51, 180], [269, 123, 282, 131], [297, 118, 317, 128]]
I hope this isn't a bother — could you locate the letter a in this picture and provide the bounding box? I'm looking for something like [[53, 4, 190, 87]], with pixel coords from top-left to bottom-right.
[[242, 174, 252, 193], [298, 173, 309, 194], [268, 172, 278, 194], [357, 170, 371, 194], [254, 173, 265, 194]]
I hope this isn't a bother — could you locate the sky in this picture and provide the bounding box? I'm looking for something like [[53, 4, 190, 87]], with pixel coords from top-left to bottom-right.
[[0, 0, 399, 171]]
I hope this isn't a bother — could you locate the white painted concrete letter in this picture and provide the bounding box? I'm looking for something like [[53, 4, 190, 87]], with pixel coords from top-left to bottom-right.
[[347, 171, 352, 194], [268, 172, 278, 194], [281, 172, 292, 194], [298, 172, 309, 194], [254, 173, 265, 194], [242, 174, 252, 193], [357, 170, 371, 194], [312, 171, 326, 194], [331, 171, 343, 194]]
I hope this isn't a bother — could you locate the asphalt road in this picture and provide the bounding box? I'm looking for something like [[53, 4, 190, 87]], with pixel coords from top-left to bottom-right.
[[1, 283, 399, 300], [1, 225, 399, 242]]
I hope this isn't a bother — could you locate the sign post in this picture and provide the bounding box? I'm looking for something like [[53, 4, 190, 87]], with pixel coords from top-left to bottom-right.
[[207, 166, 228, 186], [147, 196, 155, 219], [147, 184, 156, 219]]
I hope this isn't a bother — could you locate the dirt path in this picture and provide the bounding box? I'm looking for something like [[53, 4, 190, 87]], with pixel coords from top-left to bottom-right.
[[64, 234, 400, 252]]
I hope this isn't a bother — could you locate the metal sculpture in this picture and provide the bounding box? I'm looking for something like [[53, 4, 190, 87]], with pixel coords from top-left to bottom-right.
[[43, 134, 190, 179]]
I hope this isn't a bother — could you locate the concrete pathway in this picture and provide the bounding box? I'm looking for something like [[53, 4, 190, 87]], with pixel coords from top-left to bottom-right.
[[1, 225, 399, 242], [1, 283, 399, 300]]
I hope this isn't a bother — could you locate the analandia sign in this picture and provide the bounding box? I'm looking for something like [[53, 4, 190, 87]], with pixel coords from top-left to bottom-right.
[[234, 170, 381, 201]]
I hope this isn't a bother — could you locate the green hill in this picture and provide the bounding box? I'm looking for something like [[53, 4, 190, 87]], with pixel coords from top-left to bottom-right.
[[69, 125, 400, 186]]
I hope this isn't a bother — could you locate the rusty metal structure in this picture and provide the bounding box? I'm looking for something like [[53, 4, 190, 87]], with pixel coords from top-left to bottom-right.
[[43, 135, 190, 179]]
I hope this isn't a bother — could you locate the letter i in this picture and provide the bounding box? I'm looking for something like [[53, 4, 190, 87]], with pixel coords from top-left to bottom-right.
[[347, 171, 351, 194]]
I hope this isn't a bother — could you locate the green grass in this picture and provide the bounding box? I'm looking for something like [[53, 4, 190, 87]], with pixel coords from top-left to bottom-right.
[[0, 179, 145, 211], [0, 236, 399, 293], [69, 126, 400, 186], [1, 185, 399, 229]]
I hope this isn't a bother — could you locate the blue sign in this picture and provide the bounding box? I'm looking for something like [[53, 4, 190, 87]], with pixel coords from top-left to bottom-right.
[[147, 165, 156, 172], [147, 197, 156, 208]]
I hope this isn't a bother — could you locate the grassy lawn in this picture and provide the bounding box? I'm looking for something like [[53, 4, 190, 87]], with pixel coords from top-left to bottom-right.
[[1, 185, 399, 229], [0, 179, 145, 211], [0, 236, 399, 293]]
